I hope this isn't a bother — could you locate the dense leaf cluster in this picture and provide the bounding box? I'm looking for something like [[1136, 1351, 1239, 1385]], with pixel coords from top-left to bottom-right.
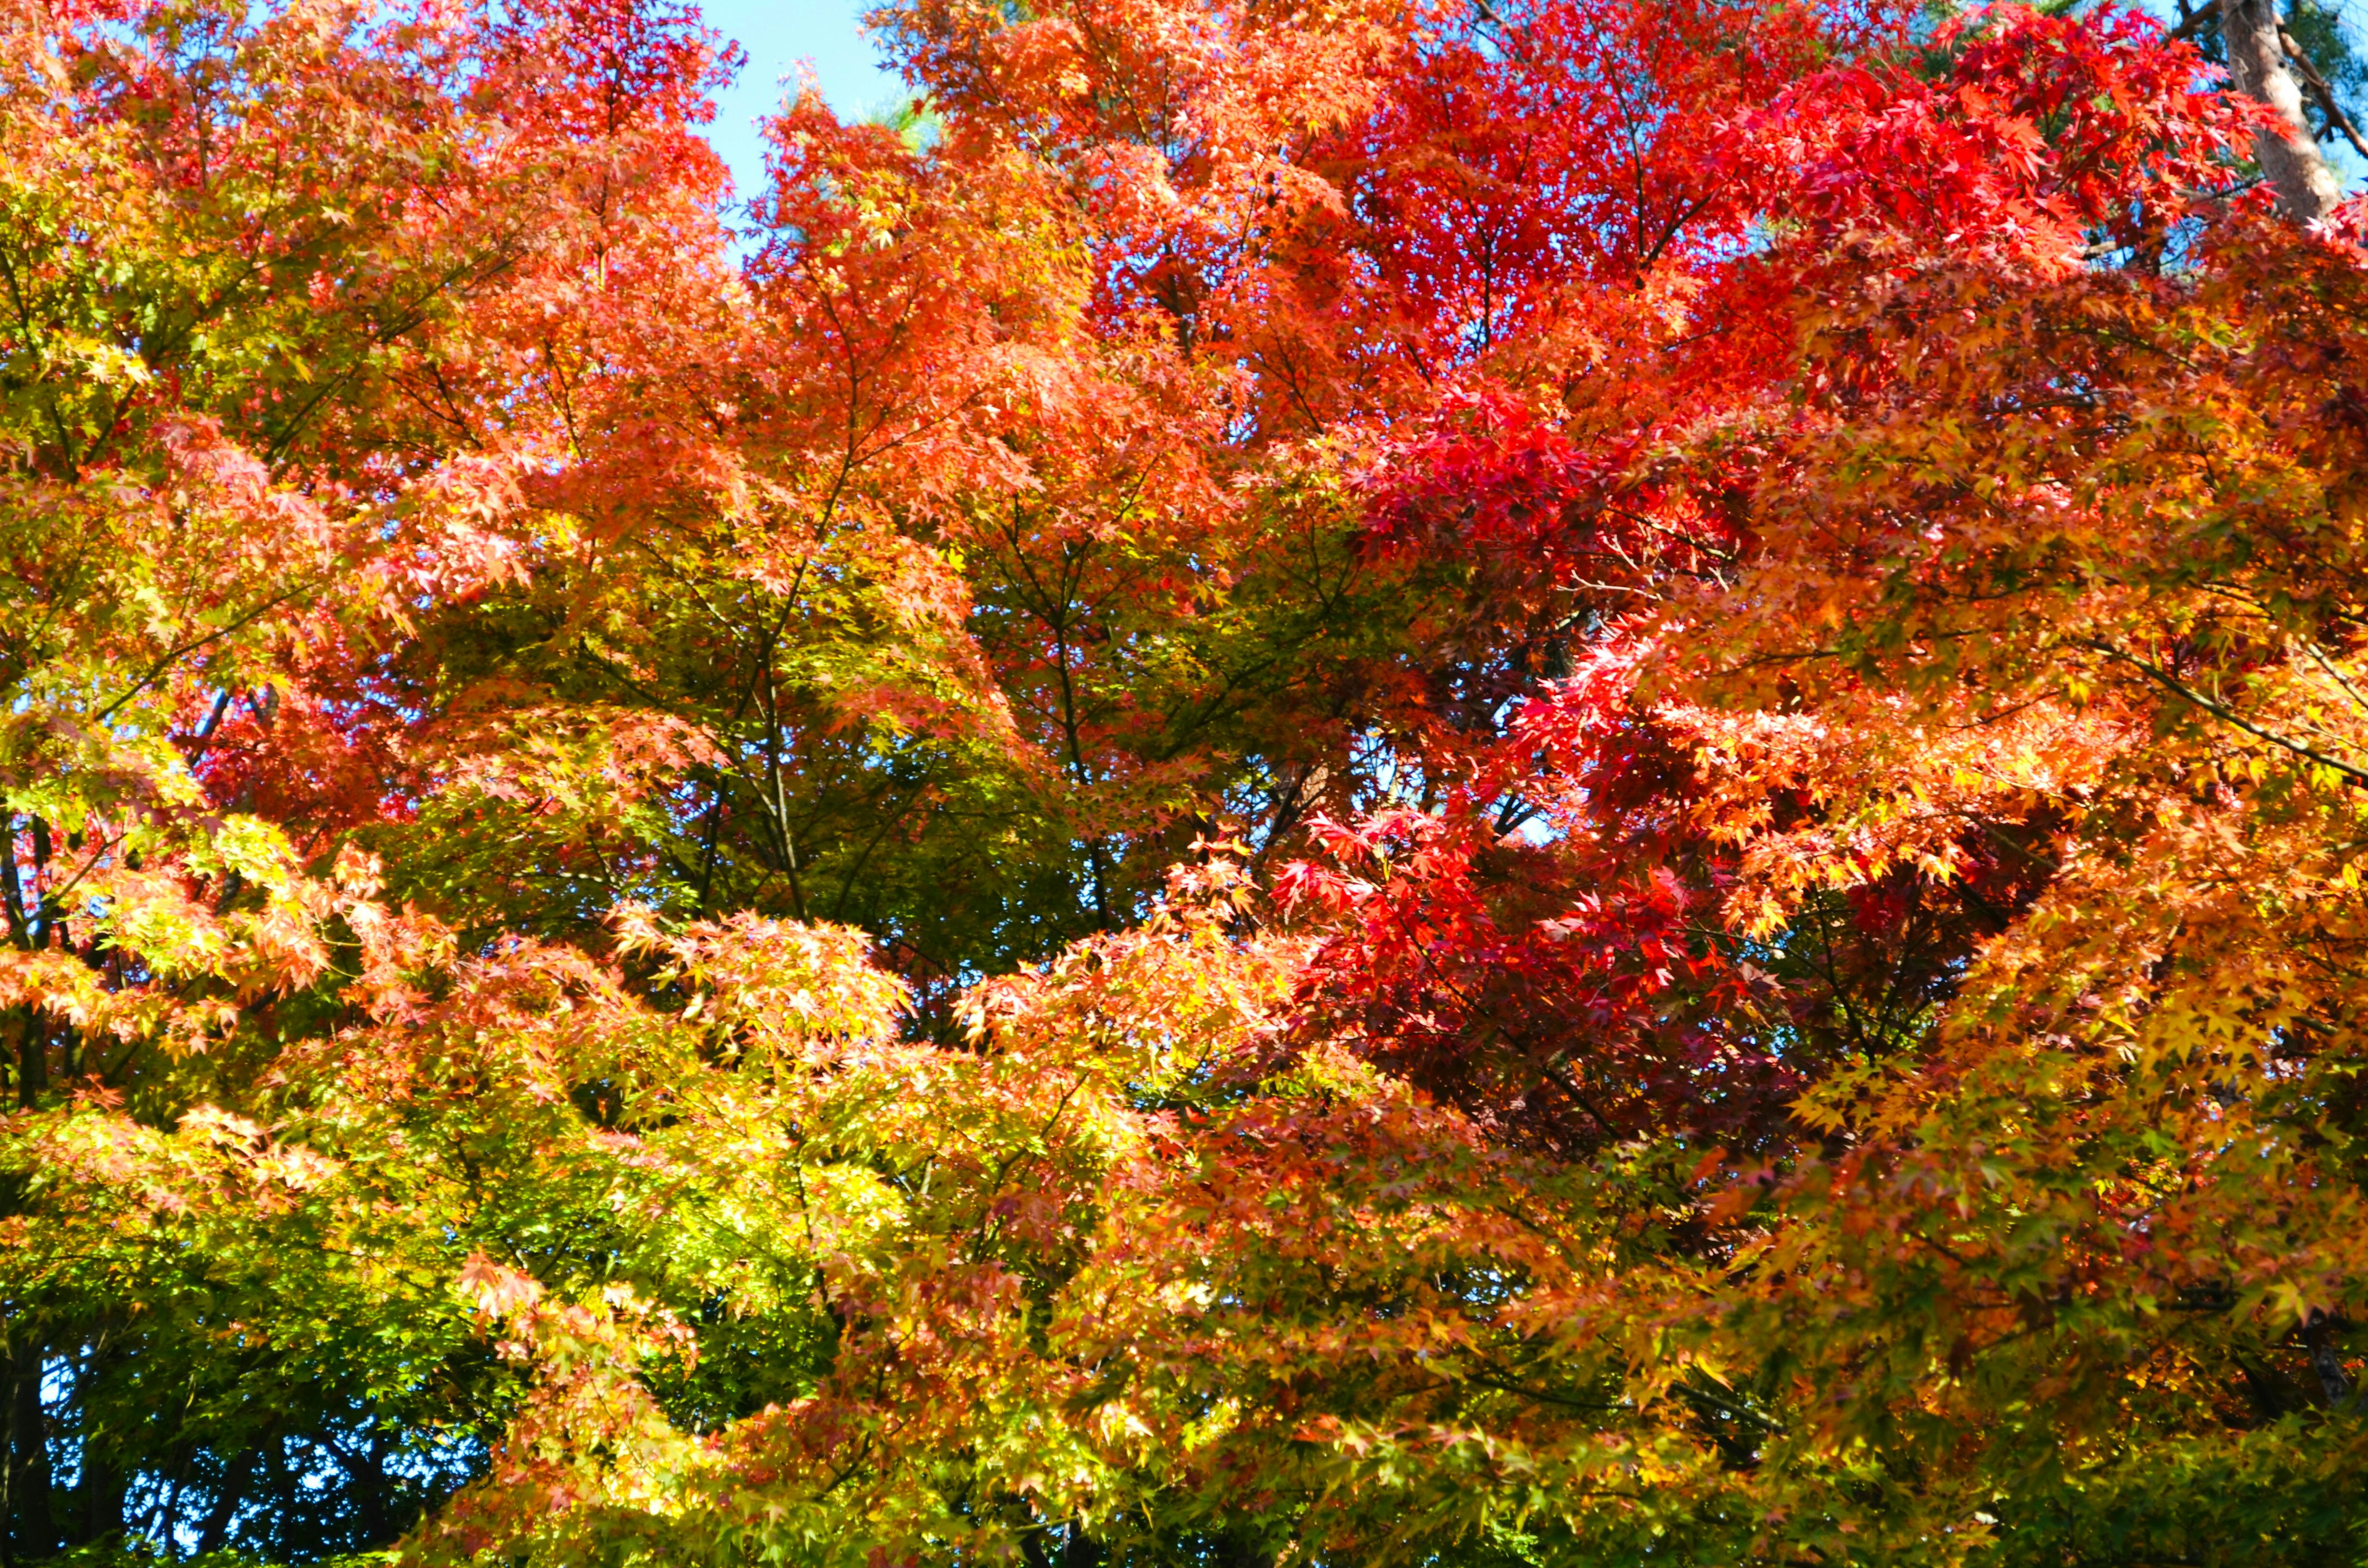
[[3, 0, 2368, 1564]]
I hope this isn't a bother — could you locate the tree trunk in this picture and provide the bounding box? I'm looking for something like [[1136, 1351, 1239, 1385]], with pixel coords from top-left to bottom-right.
[[65, 1333, 126, 1550], [4, 1335, 54, 1564], [194, 1449, 252, 1558], [2221, 0, 2345, 221], [10, 1009, 40, 1113]]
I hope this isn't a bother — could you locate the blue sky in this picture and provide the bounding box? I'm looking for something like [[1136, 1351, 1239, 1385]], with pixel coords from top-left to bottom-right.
[[692, 0, 2367, 202], [698, 0, 904, 199]]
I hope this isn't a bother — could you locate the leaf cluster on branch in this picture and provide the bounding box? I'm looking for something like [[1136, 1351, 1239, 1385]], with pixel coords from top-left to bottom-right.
[[2, 0, 2368, 1563]]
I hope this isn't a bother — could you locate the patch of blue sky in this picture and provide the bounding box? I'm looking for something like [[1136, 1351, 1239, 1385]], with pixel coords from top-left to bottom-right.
[[697, 0, 907, 202]]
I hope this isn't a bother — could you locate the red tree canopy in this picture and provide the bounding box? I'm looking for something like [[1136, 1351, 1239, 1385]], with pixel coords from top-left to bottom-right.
[[1, 0, 2365, 1564]]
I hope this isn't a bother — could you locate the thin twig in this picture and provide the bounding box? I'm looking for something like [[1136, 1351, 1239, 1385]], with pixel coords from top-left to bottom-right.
[[2087, 641, 2368, 788]]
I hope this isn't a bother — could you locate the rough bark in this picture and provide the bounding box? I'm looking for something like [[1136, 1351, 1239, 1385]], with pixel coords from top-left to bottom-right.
[[2222, 0, 2345, 221]]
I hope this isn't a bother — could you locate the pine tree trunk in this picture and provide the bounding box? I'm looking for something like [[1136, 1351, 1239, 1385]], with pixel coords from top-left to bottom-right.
[[2221, 0, 2344, 221]]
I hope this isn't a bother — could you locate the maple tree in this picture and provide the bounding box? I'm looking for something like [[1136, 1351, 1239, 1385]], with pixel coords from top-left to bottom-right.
[[3, 0, 2368, 1562]]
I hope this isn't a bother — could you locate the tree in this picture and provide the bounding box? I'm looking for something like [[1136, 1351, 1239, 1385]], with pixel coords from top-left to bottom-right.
[[3, 0, 2367, 1562], [0, 0, 746, 1550], [2172, 0, 2367, 220], [2218, 0, 2342, 218]]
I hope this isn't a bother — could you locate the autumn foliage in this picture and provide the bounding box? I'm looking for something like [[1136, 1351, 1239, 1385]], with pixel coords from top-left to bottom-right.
[[1, 0, 2366, 1561]]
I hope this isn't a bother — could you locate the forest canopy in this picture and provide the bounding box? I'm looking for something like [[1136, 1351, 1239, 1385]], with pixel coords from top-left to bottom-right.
[[4, 0, 2368, 1562]]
